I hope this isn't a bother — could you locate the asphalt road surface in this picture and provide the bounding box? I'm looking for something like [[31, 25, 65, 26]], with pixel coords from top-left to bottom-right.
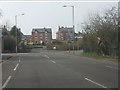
[[1, 48, 118, 89]]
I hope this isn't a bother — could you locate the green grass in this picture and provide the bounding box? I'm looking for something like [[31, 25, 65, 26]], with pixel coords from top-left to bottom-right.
[[2, 56, 12, 60], [81, 52, 98, 57], [80, 52, 118, 62]]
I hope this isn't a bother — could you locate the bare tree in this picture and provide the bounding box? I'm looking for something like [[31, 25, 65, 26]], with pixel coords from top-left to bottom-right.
[[0, 9, 2, 18], [82, 6, 118, 56]]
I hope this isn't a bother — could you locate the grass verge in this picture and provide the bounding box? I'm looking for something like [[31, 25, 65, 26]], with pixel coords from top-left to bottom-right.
[[2, 56, 12, 60], [80, 52, 118, 62]]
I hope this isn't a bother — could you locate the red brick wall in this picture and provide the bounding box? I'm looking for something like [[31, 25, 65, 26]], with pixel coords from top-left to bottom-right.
[[32, 32, 52, 45], [56, 32, 61, 41]]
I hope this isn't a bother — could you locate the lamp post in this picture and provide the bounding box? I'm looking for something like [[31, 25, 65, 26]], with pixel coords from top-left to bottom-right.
[[15, 13, 24, 53], [63, 5, 75, 53]]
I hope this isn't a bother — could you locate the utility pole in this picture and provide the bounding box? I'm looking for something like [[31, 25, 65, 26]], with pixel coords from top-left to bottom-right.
[[15, 13, 24, 53], [63, 5, 75, 53]]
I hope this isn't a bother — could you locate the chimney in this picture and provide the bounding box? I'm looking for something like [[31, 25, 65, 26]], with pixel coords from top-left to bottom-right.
[[58, 26, 60, 29]]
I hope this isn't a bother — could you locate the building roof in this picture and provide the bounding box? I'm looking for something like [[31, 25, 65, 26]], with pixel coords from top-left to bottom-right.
[[32, 27, 52, 33], [58, 26, 74, 33], [75, 32, 83, 38], [22, 35, 31, 40]]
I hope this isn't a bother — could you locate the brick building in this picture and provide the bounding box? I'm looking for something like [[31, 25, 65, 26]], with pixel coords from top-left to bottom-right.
[[56, 26, 74, 41], [32, 27, 52, 45], [21, 35, 32, 45]]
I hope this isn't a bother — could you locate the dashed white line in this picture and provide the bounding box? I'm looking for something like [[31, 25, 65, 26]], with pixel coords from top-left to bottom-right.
[[106, 65, 118, 70], [19, 59, 21, 62], [50, 60, 56, 63], [85, 78, 108, 88], [44, 55, 49, 59], [1, 76, 11, 89], [14, 64, 19, 71]]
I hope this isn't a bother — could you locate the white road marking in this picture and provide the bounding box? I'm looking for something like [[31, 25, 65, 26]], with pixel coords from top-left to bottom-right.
[[14, 64, 19, 71], [85, 78, 108, 88], [19, 58, 21, 62], [50, 60, 56, 63], [106, 65, 118, 70], [44, 55, 49, 59], [1, 76, 11, 89]]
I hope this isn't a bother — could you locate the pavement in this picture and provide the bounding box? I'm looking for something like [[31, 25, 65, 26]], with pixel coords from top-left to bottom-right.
[[1, 48, 119, 89]]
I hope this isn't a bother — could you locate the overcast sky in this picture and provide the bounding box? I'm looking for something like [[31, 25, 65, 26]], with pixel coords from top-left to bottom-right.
[[0, 1, 118, 39]]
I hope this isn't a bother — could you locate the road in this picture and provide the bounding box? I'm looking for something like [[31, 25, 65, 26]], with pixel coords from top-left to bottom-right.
[[1, 48, 118, 89]]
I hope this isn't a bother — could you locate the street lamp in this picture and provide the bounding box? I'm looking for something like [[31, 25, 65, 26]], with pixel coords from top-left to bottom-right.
[[63, 5, 75, 53], [15, 13, 25, 53]]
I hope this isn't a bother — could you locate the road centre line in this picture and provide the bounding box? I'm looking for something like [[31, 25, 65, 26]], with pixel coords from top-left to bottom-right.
[[50, 60, 56, 63], [1, 76, 11, 89], [44, 55, 49, 59], [85, 78, 108, 89], [14, 64, 19, 71], [19, 58, 21, 62]]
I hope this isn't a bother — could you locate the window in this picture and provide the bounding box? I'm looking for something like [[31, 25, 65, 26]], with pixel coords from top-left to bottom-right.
[[45, 33, 47, 36], [61, 37, 64, 40], [35, 36, 37, 38], [40, 34, 43, 36], [61, 33, 63, 36]]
